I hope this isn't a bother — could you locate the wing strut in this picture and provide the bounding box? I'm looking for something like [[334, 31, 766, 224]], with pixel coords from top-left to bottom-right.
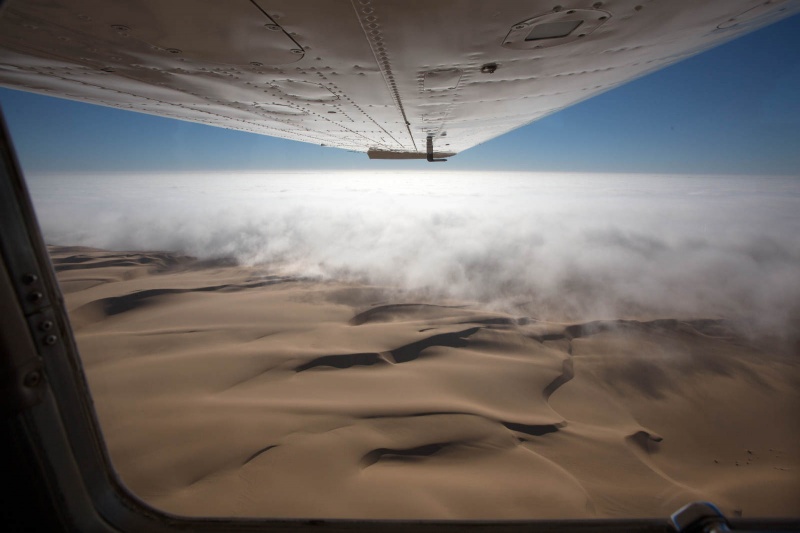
[[426, 136, 447, 163]]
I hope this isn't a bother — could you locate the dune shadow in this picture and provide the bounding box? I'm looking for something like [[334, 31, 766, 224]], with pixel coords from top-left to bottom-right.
[[456, 317, 519, 327], [51, 251, 193, 272], [543, 358, 575, 400], [294, 327, 482, 372], [350, 303, 465, 326], [101, 279, 291, 316], [390, 327, 480, 363], [501, 421, 562, 437], [295, 352, 385, 372], [626, 430, 663, 455], [361, 442, 452, 468], [242, 445, 278, 465]]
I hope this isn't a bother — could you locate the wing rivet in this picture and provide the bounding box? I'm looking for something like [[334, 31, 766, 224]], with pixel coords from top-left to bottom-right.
[[264, 24, 280, 31], [514, 24, 527, 30], [291, 49, 304, 54], [167, 48, 182, 54], [480, 63, 498, 74], [250, 62, 263, 67]]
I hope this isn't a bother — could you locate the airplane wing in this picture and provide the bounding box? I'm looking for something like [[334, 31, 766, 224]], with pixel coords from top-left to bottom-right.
[[0, 0, 797, 160]]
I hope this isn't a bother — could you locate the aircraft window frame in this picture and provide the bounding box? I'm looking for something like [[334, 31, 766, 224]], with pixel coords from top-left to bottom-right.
[[0, 112, 798, 533]]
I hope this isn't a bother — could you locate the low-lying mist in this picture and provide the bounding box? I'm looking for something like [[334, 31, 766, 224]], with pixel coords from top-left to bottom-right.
[[27, 171, 800, 345]]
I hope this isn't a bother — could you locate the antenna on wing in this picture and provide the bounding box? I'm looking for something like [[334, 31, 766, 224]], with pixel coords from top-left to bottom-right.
[[426, 136, 447, 163]]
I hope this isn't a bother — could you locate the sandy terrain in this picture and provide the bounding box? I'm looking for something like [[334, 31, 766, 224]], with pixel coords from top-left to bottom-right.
[[50, 246, 799, 519]]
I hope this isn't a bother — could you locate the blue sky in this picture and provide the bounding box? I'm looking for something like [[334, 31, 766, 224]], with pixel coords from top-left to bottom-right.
[[1, 13, 798, 175]]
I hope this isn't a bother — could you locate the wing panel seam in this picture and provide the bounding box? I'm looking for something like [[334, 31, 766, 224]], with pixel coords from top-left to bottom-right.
[[350, 0, 417, 152]]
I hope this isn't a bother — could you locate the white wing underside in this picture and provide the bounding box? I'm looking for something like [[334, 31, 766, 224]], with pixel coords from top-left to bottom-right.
[[0, 0, 797, 159]]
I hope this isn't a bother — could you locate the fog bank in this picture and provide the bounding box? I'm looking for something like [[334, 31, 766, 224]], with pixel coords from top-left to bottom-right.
[[27, 171, 800, 343]]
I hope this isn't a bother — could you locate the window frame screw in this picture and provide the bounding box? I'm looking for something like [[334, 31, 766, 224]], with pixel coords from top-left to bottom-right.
[[24, 371, 42, 388]]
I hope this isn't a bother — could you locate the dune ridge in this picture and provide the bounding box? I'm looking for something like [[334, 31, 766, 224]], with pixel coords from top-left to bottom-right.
[[50, 246, 799, 519]]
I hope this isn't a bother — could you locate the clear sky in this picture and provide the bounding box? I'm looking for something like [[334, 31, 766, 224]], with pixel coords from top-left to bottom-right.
[[1, 13, 798, 176]]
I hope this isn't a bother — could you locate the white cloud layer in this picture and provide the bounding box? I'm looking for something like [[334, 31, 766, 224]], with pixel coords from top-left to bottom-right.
[[27, 171, 800, 344]]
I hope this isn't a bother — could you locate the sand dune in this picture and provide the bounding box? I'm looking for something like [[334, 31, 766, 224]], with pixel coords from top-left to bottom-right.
[[50, 246, 799, 519]]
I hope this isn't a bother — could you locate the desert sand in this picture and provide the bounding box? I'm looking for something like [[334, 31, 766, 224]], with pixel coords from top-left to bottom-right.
[[49, 246, 799, 520]]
